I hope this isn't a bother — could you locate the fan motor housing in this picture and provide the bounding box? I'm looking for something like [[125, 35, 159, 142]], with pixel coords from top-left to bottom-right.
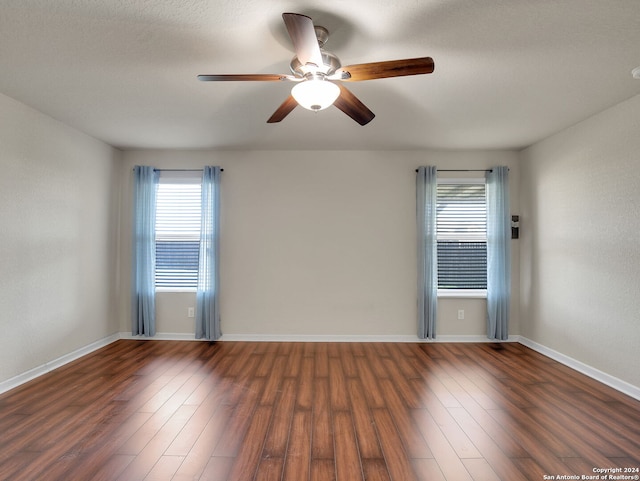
[[290, 50, 341, 77]]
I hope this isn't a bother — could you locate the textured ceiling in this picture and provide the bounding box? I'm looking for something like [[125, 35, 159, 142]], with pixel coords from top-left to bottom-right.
[[1, 0, 639, 151]]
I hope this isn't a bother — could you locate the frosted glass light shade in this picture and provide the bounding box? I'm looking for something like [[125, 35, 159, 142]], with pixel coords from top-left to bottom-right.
[[291, 80, 340, 111]]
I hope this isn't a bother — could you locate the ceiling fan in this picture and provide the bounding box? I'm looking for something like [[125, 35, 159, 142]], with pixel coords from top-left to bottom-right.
[[198, 12, 435, 126]]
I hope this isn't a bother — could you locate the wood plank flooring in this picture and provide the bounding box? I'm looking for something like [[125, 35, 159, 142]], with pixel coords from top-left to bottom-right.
[[0, 340, 638, 481]]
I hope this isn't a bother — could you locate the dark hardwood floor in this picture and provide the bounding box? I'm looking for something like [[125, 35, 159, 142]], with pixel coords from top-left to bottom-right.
[[0, 340, 638, 481]]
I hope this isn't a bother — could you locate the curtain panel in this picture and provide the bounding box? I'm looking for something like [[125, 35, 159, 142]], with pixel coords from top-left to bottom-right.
[[131, 165, 159, 336], [196, 166, 222, 341], [486, 166, 511, 340], [416, 166, 438, 339]]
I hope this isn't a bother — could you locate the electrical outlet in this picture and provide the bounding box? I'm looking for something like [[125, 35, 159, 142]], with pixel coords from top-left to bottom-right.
[[457, 309, 465, 320], [188, 307, 195, 318]]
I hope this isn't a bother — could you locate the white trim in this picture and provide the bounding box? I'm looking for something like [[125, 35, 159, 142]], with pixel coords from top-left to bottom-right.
[[438, 289, 487, 299], [158, 170, 203, 183], [221, 334, 420, 343], [119, 332, 204, 341], [117, 332, 519, 344], [435, 334, 520, 343], [438, 177, 486, 184], [519, 337, 640, 401], [155, 287, 197, 293], [219, 333, 519, 343], [0, 333, 120, 395]]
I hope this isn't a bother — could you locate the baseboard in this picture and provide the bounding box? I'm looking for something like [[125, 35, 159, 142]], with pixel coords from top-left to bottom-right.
[[117, 332, 520, 343], [221, 333, 420, 342], [434, 334, 521, 343], [519, 336, 640, 401], [220, 333, 520, 343], [0, 333, 121, 395], [119, 332, 204, 341]]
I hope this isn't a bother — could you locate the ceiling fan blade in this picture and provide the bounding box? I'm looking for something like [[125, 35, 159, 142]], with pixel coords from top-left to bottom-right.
[[198, 73, 291, 82], [282, 13, 324, 67], [336, 57, 434, 81], [333, 85, 375, 126], [267, 95, 298, 123]]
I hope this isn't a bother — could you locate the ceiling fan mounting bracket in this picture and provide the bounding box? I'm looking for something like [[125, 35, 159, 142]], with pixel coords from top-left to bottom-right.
[[314, 26, 329, 48]]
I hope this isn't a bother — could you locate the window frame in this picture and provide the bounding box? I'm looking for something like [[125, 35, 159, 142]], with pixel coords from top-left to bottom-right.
[[436, 177, 487, 299], [154, 171, 202, 292]]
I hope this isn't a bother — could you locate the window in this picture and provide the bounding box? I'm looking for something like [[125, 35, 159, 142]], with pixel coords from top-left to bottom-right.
[[155, 173, 201, 289], [436, 179, 487, 295]]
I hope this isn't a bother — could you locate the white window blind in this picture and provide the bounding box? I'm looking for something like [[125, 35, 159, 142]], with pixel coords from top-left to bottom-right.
[[155, 176, 201, 289], [436, 180, 487, 290]]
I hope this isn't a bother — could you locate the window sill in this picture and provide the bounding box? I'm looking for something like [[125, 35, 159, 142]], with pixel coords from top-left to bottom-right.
[[438, 289, 487, 299], [155, 287, 197, 293]]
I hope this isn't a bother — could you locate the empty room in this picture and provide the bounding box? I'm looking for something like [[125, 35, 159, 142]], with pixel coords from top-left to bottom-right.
[[1, 1, 639, 480]]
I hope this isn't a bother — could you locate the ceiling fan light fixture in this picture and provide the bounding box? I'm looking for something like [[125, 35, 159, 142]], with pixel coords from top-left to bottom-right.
[[291, 78, 340, 111]]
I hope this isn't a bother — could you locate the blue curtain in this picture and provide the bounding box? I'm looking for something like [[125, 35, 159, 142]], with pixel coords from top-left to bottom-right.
[[416, 166, 438, 339], [486, 166, 511, 340], [196, 166, 222, 340], [131, 166, 159, 336]]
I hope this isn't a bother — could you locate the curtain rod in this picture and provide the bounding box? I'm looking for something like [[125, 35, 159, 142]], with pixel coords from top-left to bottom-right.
[[440, 169, 492, 172], [415, 168, 492, 173], [132, 168, 224, 172], [156, 168, 224, 172]]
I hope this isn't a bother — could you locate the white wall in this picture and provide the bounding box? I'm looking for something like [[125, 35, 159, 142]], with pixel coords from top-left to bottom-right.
[[0, 93, 121, 385], [119, 149, 520, 338], [519, 94, 640, 388]]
